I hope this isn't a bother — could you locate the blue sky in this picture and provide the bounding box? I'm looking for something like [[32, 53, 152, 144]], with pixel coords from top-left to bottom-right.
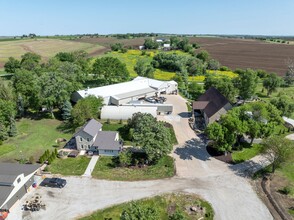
[[0, 0, 293, 36]]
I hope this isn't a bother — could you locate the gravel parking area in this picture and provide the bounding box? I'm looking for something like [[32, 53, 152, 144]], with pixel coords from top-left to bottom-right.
[[7, 94, 273, 220]]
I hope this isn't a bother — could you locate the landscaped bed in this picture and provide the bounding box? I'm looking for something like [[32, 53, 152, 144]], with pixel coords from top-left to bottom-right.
[[92, 155, 175, 181], [80, 193, 214, 220]]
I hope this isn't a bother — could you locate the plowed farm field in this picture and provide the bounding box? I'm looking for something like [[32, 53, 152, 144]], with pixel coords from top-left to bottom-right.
[[78, 36, 294, 76], [189, 37, 294, 76]]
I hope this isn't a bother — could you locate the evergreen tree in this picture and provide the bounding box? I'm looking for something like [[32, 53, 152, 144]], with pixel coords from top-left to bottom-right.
[[8, 118, 17, 137], [0, 123, 8, 141], [16, 95, 25, 118], [61, 100, 72, 121]]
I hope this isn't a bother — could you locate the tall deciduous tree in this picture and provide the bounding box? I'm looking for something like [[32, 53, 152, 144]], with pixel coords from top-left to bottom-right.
[[284, 59, 294, 86], [205, 122, 235, 153], [270, 95, 294, 117], [134, 59, 155, 78], [20, 52, 41, 71], [261, 136, 294, 173], [39, 72, 69, 118], [204, 75, 237, 103], [4, 57, 21, 73], [12, 69, 41, 110], [71, 95, 104, 127], [262, 73, 281, 96], [0, 78, 13, 100], [196, 50, 210, 62], [127, 113, 173, 163], [234, 69, 258, 100], [143, 38, 159, 49], [92, 57, 129, 84]]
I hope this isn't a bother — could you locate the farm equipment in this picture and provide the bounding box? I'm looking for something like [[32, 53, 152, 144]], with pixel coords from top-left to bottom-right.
[[23, 195, 45, 212]]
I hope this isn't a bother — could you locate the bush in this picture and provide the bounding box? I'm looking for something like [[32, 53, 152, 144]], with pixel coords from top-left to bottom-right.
[[121, 48, 127, 53], [29, 156, 35, 164], [279, 186, 292, 195], [220, 66, 230, 71]]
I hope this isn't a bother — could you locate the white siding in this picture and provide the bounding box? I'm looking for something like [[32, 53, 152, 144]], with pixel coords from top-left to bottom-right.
[[75, 131, 94, 150], [101, 106, 157, 120]]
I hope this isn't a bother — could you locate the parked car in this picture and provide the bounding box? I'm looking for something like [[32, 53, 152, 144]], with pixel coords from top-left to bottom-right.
[[145, 97, 156, 103], [41, 178, 67, 188]]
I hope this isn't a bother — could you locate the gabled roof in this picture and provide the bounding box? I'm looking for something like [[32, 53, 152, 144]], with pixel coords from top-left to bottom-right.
[[93, 131, 121, 150], [193, 87, 231, 118], [74, 119, 102, 138], [0, 163, 40, 209], [192, 101, 209, 110], [76, 79, 151, 99], [0, 163, 40, 178]]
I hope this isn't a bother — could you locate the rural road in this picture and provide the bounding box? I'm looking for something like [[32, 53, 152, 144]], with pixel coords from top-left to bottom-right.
[[7, 95, 272, 220]]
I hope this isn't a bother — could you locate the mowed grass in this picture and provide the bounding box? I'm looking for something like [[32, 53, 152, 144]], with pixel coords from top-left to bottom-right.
[[0, 38, 103, 65], [276, 149, 294, 184], [0, 118, 72, 162], [81, 193, 214, 220], [92, 155, 175, 181], [48, 156, 90, 176], [232, 144, 263, 164]]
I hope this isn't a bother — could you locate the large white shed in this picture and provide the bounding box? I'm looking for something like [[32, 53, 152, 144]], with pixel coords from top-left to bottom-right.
[[101, 106, 157, 120]]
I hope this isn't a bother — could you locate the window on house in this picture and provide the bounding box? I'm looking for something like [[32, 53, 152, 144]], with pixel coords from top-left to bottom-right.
[[87, 138, 90, 142], [80, 137, 83, 142], [81, 145, 83, 149], [88, 145, 90, 149], [17, 177, 21, 183]]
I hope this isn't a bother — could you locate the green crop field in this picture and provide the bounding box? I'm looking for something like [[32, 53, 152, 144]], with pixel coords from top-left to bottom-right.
[[0, 38, 103, 66]]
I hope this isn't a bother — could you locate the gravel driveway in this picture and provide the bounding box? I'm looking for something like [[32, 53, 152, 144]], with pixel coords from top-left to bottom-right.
[[7, 95, 272, 220]]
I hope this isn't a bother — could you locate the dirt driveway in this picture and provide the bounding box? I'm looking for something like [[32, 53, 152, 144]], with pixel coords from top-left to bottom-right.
[[7, 95, 272, 220]]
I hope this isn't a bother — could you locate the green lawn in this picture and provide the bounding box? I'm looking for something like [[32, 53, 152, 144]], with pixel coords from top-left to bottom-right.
[[276, 149, 294, 189], [232, 144, 263, 164], [80, 193, 214, 220], [0, 118, 72, 162], [92, 155, 175, 181], [48, 156, 90, 176]]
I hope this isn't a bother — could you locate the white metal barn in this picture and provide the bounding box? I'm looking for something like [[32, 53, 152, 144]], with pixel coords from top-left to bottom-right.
[[71, 77, 178, 105], [101, 105, 157, 120]]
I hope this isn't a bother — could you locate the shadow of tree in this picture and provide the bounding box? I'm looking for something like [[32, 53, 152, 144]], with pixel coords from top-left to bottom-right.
[[178, 112, 191, 118], [229, 159, 268, 178], [174, 138, 211, 161], [57, 122, 76, 134]]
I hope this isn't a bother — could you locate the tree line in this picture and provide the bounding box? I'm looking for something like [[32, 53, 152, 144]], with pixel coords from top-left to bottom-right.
[[1, 50, 130, 142]]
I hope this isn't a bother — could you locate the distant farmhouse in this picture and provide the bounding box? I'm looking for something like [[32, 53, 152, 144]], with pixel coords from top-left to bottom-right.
[[66, 119, 122, 156], [71, 77, 178, 120], [0, 163, 40, 212], [192, 87, 232, 129]]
